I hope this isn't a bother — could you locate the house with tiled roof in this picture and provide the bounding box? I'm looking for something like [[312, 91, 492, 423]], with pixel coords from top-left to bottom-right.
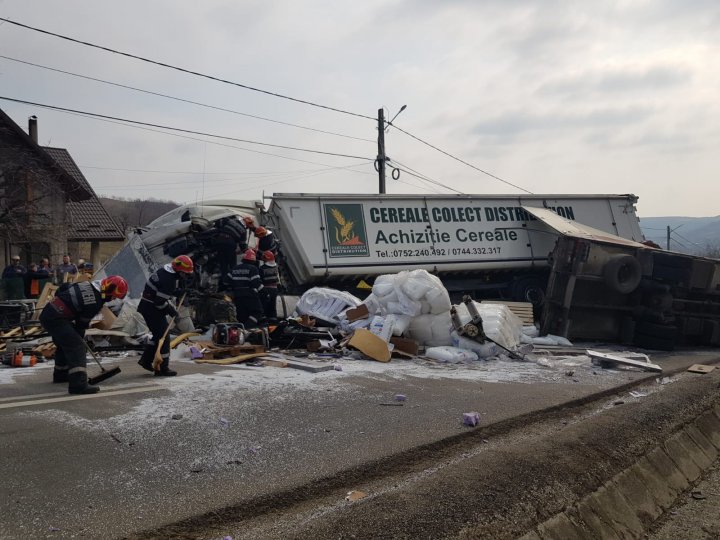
[[0, 108, 92, 274], [42, 147, 125, 267], [0, 109, 125, 286]]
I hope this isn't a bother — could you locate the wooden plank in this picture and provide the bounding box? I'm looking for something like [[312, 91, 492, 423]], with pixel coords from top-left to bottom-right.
[[32, 283, 58, 320], [195, 353, 270, 365], [480, 300, 535, 324]]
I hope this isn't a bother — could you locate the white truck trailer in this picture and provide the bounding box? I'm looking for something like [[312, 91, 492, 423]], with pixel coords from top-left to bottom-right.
[[264, 193, 644, 303]]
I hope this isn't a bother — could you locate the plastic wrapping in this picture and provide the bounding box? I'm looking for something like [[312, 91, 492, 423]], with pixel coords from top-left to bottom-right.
[[296, 287, 361, 323], [426, 346, 478, 363], [453, 301, 522, 350]]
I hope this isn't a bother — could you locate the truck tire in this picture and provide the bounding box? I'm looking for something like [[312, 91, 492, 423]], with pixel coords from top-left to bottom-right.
[[511, 276, 546, 306], [603, 255, 642, 294]]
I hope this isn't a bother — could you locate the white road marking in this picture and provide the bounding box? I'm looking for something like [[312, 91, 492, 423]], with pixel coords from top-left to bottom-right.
[[0, 385, 164, 409], [0, 382, 162, 403]]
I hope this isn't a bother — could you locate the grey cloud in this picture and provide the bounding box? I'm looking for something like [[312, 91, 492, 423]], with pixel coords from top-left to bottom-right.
[[471, 106, 653, 138], [539, 66, 692, 97]]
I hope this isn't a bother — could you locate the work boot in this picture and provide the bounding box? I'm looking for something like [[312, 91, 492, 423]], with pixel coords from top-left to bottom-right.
[[52, 369, 69, 383], [137, 358, 153, 372], [68, 371, 100, 395], [154, 358, 177, 377]]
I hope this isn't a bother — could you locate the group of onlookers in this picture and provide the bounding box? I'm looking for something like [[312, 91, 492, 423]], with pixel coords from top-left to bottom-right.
[[1, 254, 93, 300]]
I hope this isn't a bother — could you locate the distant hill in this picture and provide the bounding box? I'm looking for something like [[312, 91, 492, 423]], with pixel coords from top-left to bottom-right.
[[639, 216, 720, 256], [99, 197, 179, 232]]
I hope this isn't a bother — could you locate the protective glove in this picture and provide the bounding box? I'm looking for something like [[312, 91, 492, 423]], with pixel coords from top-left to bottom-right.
[[165, 305, 178, 318]]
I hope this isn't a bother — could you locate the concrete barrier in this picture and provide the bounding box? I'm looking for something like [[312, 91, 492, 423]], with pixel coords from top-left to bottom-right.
[[528, 405, 720, 539]]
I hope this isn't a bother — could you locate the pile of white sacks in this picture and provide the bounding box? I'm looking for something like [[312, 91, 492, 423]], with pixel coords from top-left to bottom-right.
[[296, 269, 571, 362]]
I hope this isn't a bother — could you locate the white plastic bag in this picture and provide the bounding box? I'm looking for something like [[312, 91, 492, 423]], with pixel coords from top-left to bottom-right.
[[426, 346, 478, 363]]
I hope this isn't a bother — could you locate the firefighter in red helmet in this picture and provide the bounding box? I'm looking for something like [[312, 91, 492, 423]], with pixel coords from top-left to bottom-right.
[[226, 249, 264, 328], [137, 255, 194, 376], [259, 250, 281, 321], [40, 275, 128, 394]]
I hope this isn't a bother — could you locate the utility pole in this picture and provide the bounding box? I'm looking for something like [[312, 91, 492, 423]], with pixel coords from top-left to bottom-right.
[[377, 108, 386, 194], [667, 225, 671, 250]]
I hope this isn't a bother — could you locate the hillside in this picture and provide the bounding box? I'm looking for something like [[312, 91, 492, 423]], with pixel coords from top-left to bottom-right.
[[99, 197, 180, 231], [639, 215, 720, 255]]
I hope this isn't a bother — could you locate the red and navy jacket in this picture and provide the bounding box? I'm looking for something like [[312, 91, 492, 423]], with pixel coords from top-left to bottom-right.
[[226, 262, 263, 296], [46, 281, 105, 328], [260, 262, 280, 288]]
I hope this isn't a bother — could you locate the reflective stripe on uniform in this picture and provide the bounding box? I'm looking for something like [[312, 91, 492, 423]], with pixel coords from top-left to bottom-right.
[[68, 366, 87, 375]]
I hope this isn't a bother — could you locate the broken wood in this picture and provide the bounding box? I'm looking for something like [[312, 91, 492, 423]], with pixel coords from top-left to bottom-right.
[[194, 352, 271, 365]]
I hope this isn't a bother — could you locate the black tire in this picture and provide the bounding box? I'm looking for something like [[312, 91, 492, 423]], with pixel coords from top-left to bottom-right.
[[511, 276, 546, 307], [603, 255, 642, 294], [634, 332, 676, 351], [635, 320, 678, 339]]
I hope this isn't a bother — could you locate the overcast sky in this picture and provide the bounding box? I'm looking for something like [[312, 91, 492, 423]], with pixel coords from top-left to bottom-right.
[[1, 1, 718, 217]]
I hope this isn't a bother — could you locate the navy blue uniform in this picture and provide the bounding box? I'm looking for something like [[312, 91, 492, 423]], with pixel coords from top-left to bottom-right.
[[226, 262, 264, 327], [40, 281, 106, 391], [259, 262, 280, 320], [138, 265, 182, 373]]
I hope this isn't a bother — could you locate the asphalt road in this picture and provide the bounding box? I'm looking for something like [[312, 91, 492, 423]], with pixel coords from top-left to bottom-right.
[[0, 347, 716, 539]]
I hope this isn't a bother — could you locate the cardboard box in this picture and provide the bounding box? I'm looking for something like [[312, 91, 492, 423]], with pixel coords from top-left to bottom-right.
[[348, 328, 391, 363], [90, 305, 117, 331], [345, 304, 370, 322], [390, 336, 419, 358]]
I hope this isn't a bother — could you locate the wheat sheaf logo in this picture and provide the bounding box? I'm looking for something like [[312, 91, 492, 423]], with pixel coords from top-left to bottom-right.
[[330, 207, 363, 246]]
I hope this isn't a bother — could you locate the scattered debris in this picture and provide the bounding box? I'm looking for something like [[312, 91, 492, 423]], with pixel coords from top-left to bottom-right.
[[348, 329, 391, 362], [629, 391, 647, 398], [691, 489, 706, 500], [394, 394, 406, 402], [613, 400, 625, 406], [379, 403, 404, 407], [109, 433, 122, 444], [219, 417, 229, 427], [171, 414, 183, 420], [463, 412, 481, 427]]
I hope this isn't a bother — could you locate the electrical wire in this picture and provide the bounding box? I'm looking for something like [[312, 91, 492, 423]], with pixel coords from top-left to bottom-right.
[[389, 123, 533, 194], [0, 55, 374, 143], [0, 17, 375, 121], [388, 158, 462, 194], [673, 231, 704, 248], [0, 96, 372, 160]]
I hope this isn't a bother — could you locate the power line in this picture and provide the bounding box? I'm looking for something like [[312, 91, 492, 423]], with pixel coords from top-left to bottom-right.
[[61, 107, 374, 171], [389, 123, 533, 194], [673, 231, 704, 248], [0, 17, 375, 121], [387, 158, 464, 195], [0, 55, 374, 143], [0, 96, 372, 160]]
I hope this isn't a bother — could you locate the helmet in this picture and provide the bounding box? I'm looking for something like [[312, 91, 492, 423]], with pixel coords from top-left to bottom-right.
[[242, 249, 257, 262], [254, 226, 268, 238], [242, 216, 255, 228], [100, 275, 128, 300], [262, 251, 275, 262], [172, 255, 194, 274]]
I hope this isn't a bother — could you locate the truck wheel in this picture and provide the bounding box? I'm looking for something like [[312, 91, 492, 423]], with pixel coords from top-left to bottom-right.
[[511, 276, 546, 307], [603, 255, 642, 294]]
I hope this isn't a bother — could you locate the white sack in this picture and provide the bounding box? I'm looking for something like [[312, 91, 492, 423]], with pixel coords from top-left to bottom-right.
[[426, 346, 478, 363]]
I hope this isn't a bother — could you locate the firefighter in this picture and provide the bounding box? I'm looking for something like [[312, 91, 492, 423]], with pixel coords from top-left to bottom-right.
[[39, 276, 128, 394], [137, 255, 194, 376], [259, 251, 281, 321], [210, 216, 248, 276], [227, 249, 264, 328], [254, 226, 278, 261]]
